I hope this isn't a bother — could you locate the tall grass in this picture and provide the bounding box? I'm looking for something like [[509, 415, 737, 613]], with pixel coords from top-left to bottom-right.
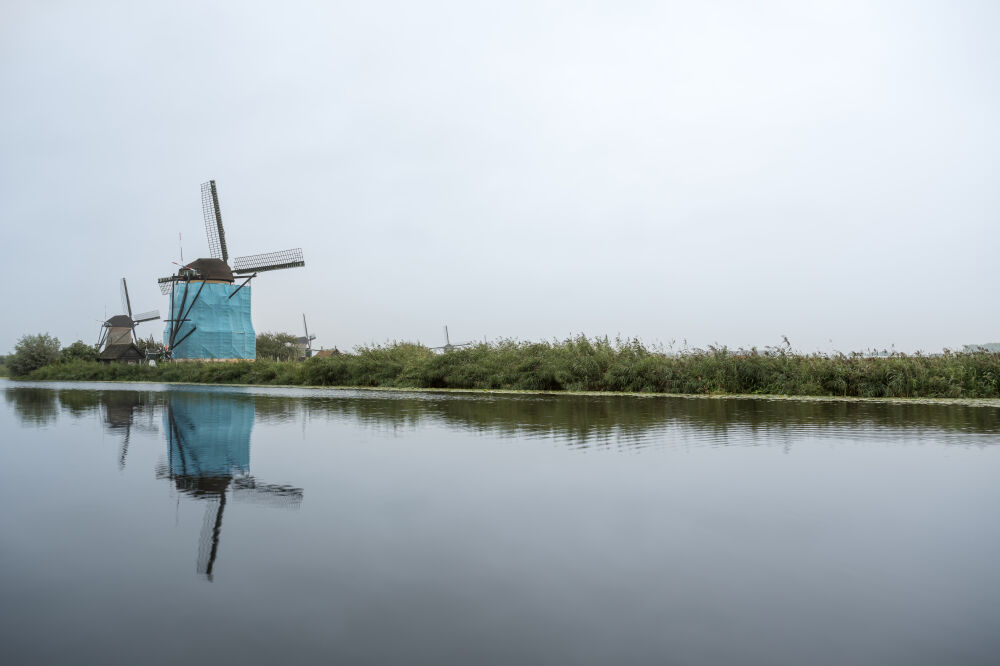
[[22, 337, 1000, 399]]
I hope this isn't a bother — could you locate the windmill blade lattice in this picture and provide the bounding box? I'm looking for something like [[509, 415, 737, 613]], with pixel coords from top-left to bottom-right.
[[201, 180, 229, 262], [232, 248, 305, 274], [157, 277, 176, 295]]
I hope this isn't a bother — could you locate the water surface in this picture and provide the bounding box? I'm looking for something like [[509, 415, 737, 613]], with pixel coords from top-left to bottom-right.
[[2, 380, 998, 665]]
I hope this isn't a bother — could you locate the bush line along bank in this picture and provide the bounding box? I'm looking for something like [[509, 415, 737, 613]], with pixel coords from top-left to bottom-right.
[[20, 337, 1000, 399]]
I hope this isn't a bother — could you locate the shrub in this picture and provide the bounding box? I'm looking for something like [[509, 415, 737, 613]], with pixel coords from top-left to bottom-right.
[[61, 340, 99, 363], [13, 336, 1000, 399], [10, 333, 61, 377], [257, 332, 300, 361]]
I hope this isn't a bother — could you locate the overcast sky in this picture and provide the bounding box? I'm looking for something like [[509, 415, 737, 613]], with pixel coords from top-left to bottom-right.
[[1, 0, 997, 354]]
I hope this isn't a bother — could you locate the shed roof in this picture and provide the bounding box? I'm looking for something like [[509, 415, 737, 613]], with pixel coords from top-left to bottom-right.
[[99, 343, 144, 362]]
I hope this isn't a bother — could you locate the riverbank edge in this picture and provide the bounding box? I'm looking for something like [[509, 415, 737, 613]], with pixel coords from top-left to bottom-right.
[[6, 377, 999, 408]]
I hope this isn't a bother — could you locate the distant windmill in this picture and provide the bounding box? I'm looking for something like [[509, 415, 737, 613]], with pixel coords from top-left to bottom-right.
[[157, 180, 305, 360], [430, 325, 473, 352], [295, 314, 316, 359], [97, 278, 160, 364]]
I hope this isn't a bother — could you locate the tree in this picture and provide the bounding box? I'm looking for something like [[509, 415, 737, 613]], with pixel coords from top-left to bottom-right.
[[10, 333, 61, 376], [256, 332, 300, 361], [61, 340, 98, 363], [137, 335, 164, 357]]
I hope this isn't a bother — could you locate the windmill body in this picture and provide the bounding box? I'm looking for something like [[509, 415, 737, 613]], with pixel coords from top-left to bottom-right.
[[163, 258, 256, 360], [159, 181, 305, 361]]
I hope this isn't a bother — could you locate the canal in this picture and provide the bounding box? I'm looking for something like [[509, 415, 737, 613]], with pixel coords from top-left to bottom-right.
[[1, 381, 998, 665]]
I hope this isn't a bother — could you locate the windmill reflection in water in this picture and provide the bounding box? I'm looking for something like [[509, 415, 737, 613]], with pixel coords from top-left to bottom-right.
[[158, 392, 304, 580], [101, 391, 157, 470]]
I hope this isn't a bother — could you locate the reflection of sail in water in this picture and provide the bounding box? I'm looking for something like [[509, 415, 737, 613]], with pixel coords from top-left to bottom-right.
[[161, 392, 303, 580]]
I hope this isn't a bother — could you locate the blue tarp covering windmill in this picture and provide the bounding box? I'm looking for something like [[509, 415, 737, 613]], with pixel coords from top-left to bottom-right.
[[158, 181, 305, 360]]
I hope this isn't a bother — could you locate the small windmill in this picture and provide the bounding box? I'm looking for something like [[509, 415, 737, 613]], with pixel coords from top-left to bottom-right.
[[430, 325, 473, 352], [97, 278, 160, 363], [294, 314, 317, 359], [157, 180, 305, 360]]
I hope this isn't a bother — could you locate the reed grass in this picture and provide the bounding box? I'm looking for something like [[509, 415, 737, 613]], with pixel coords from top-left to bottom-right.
[[22, 337, 1000, 399]]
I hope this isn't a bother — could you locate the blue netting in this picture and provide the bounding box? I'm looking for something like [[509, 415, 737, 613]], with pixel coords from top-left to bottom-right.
[[164, 392, 252, 477], [164, 282, 256, 360]]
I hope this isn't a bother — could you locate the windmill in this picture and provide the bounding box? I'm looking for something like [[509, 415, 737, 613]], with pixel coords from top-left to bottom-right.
[[97, 278, 161, 364], [157, 180, 306, 360], [430, 325, 474, 352], [294, 314, 316, 359]]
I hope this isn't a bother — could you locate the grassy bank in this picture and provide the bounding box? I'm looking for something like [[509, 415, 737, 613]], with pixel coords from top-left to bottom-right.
[[20, 337, 1000, 399]]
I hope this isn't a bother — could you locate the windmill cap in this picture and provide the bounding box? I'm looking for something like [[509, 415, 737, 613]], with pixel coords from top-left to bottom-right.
[[181, 258, 234, 282], [106, 314, 133, 327]]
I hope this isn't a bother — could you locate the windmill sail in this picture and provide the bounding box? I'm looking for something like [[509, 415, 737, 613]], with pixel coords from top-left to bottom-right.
[[157, 277, 176, 295], [121, 278, 133, 319], [232, 248, 305, 274], [201, 180, 229, 262]]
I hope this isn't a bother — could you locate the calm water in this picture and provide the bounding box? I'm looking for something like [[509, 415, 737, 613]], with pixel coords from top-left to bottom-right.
[[2, 381, 998, 665]]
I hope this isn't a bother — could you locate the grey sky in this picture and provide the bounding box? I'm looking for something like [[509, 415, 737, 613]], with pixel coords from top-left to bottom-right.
[[1, 1, 997, 354]]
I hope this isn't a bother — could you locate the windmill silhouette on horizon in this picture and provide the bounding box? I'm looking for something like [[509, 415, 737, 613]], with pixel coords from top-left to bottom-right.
[[430, 326, 474, 352]]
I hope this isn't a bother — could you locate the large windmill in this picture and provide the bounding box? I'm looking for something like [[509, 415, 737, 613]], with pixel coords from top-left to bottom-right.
[[97, 277, 160, 363], [157, 180, 305, 360]]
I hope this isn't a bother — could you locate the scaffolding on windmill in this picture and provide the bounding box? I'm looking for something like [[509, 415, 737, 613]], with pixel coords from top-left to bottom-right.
[[157, 180, 306, 361], [97, 277, 160, 364]]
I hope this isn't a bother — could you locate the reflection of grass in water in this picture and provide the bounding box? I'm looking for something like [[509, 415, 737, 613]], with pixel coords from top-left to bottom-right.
[[251, 392, 1000, 445], [6, 386, 998, 445], [21, 337, 1000, 399], [4, 387, 59, 425]]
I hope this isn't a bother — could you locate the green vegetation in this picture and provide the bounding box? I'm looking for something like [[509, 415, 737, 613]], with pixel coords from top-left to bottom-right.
[[15, 336, 1000, 399], [256, 332, 300, 361], [9, 333, 61, 377], [61, 340, 99, 363]]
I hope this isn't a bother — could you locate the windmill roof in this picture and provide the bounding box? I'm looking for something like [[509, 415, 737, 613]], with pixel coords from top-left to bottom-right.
[[105, 314, 133, 327], [183, 258, 234, 282]]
